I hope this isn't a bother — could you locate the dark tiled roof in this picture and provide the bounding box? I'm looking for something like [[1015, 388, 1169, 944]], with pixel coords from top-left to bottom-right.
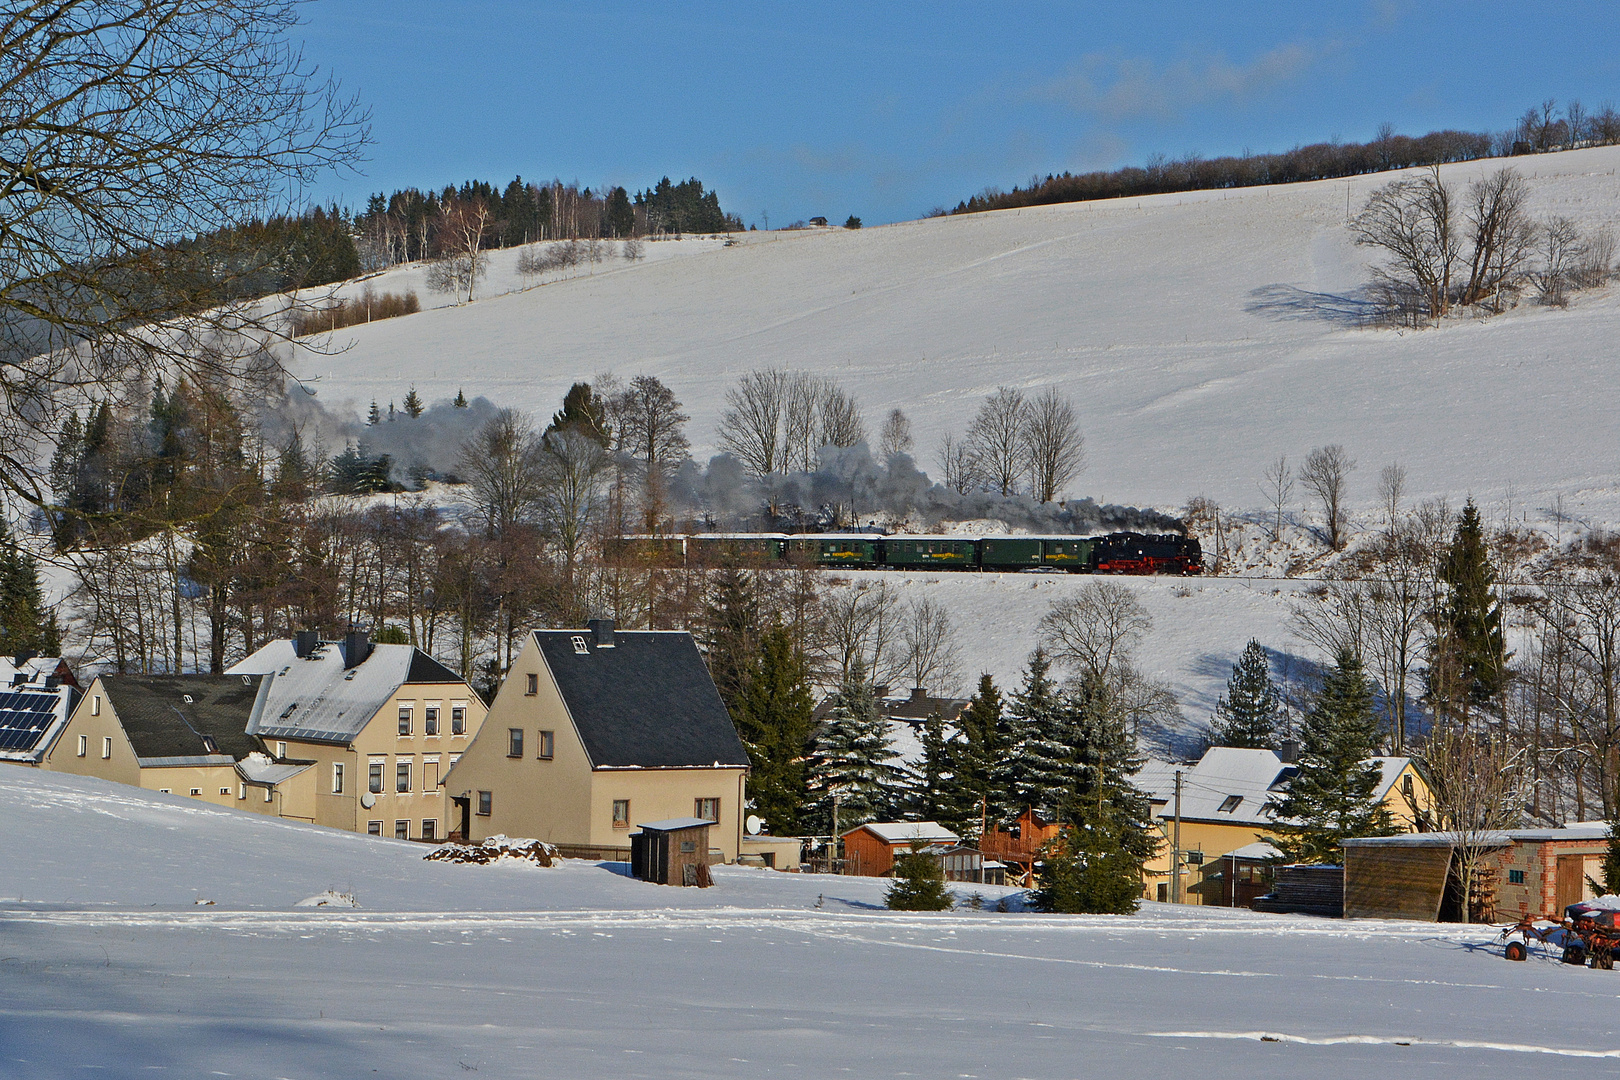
[[101, 675, 268, 761], [533, 630, 749, 769], [408, 650, 465, 685]]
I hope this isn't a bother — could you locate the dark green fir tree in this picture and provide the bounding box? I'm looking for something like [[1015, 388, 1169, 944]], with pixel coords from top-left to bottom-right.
[[1210, 639, 1280, 748], [885, 840, 953, 911], [731, 623, 815, 835], [1272, 647, 1396, 864], [402, 387, 424, 418], [944, 673, 1008, 832], [807, 658, 901, 831], [453, 388, 469, 408], [1009, 648, 1067, 816], [0, 522, 60, 656], [1434, 498, 1507, 714], [547, 382, 612, 447]]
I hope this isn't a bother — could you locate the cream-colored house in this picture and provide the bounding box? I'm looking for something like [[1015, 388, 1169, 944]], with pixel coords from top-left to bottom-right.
[[1138, 747, 1431, 905], [228, 631, 488, 839], [443, 621, 751, 860], [42, 673, 306, 813]]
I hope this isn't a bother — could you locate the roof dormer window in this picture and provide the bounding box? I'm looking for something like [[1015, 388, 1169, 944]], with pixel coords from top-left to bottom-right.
[[572, 636, 588, 655], [1217, 795, 1243, 813], [182, 694, 194, 704]]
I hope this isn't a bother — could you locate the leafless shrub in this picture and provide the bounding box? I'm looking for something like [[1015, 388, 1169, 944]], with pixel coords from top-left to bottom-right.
[[879, 409, 914, 459], [622, 238, 646, 260], [1300, 444, 1356, 550], [936, 433, 977, 495], [1261, 455, 1293, 539], [288, 289, 419, 336]]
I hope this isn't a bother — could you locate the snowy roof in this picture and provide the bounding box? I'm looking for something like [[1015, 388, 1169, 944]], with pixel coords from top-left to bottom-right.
[[847, 821, 959, 844], [635, 817, 714, 832], [1139, 747, 1294, 827], [236, 753, 313, 786], [0, 655, 76, 688], [231, 639, 465, 745], [1343, 822, 1611, 847], [1226, 841, 1283, 861], [1370, 756, 1416, 800]]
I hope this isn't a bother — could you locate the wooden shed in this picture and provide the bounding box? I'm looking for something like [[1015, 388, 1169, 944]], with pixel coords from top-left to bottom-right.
[[630, 817, 714, 886], [841, 821, 958, 877], [1343, 824, 1611, 921]]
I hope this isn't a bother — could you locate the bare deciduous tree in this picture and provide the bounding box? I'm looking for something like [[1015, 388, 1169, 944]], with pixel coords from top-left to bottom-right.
[[1039, 580, 1152, 683], [821, 580, 903, 686], [1419, 726, 1527, 923], [818, 383, 865, 450], [937, 433, 976, 495], [1261, 455, 1293, 539], [0, 0, 368, 502], [899, 598, 961, 694], [1351, 166, 1459, 321], [1021, 387, 1084, 503], [1459, 168, 1536, 309], [1378, 463, 1407, 533], [458, 409, 546, 537], [1535, 216, 1584, 307], [879, 408, 914, 459], [1300, 444, 1356, 550], [717, 369, 789, 477], [966, 387, 1027, 496], [610, 375, 690, 531], [537, 428, 610, 589], [426, 197, 492, 303]]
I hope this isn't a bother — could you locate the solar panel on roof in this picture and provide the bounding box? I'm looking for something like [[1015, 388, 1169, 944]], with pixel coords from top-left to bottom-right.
[[0, 691, 62, 751]]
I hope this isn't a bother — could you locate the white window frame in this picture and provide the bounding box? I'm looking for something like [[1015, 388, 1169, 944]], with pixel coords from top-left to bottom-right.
[[451, 703, 467, 735], [367, 820, 382, 836], [332, 762, 345, 794], [537, 730, 554, 760], [424, 703, 441, 736], [394, 819, 409, 840], [77, 734, 87, 757], [91, 694, 101, 716], [368, 758, 385, 793], [396, 758, 412, 794], [423, 756, 440, 792], [612, 799, 630, 829], [101, 736, 112, 759], [276, 741, 287, 758], [421, 818, 438, 841], [219, 787, 231, 795], [397, 704, 412, 736]]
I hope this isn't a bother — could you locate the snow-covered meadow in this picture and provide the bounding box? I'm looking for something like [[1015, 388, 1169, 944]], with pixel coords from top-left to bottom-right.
[[4, 768, 1617, 1078]]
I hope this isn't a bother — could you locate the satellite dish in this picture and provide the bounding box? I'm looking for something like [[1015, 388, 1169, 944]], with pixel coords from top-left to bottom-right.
[[360, 792, 377, 809], [745, 814, 762, 836]]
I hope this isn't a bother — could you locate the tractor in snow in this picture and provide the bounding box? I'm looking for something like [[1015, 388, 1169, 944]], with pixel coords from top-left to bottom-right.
[[1499, 901, 1620, 968]]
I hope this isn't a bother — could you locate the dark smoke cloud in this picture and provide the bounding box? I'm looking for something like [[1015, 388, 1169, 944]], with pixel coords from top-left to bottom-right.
[[257, 387, 500, 485], [669, 444, 1183, 534]]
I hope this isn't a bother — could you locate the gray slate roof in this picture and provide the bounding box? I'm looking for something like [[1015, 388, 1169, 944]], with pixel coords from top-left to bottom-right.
[[230, 639, 466, 745], [100, 675, 270, 762], [534, 630, 749, 769]]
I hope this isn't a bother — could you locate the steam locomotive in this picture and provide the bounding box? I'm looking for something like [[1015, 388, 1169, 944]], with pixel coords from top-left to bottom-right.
[[610, 531, 1202, 575]]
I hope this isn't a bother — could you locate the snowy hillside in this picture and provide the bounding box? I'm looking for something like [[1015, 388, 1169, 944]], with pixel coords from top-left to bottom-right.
[[291, 145, 1620, 526], [4, 768, 1618, 1079]]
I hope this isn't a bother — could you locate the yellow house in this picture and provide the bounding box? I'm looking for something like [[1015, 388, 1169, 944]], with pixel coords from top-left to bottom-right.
[[1138, 747, 1431, 905], [42, 673, 305, 814], [443, 620, 751, 860], [228, 631, 488, 840]]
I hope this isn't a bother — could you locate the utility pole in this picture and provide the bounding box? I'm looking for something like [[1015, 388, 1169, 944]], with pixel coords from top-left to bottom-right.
[[1171, 769, 1183, 904], [830, 792, 840, 875]]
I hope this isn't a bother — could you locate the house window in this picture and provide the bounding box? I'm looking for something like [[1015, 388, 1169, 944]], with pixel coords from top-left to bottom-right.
[[538, 730, 554, 760], [1508, 869, 1526, 885], [1403, 774, 1415, 797], [395, 820, 409, 840], [219, 787, 231, 795], [507, 728, 523, 757], [158, 788, 171, 794], [425, 706, 440, 736], [238, 783, 246, 800], [422, 819, 437, 841], [695, 798, 720, 822], [680, 840, 696, 853], [398, 706, 412, 736], [612, 799, 630, 829], [190, 788, 201, 797], [101, 736, 112, 759], [367, 820, 381, 836], [451, 705, 467, 735], [369, 760, 384, 793], [1217, 795, 1243, 813], [572, 636, 588, 655], [263, 786, 273, 803], [396, 760, 411, 793], [476, 790, 492, 816], [276, 741, 287, 758], [424, 758, 440, 791], [91, 695, 101, 716], [332, 763, 345, 794], [77, 734, 87, 757], [526, 673, 538, 695]]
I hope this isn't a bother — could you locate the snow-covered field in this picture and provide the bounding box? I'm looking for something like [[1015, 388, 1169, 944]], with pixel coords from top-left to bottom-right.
[[4, 768, 1617, 1078], [291, 145, 1620, 527]]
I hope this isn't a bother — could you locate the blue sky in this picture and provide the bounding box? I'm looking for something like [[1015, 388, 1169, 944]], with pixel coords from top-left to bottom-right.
[[299, 1, 1620, 226]]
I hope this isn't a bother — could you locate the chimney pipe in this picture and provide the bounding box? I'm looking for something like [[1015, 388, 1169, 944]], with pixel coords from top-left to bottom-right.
[[910, 687, 928, 703], [294, 630, 320, 659], [342, 630, 371, 668], [1278, 739, 1299, 765], [12, 650, 35, 669], [586, 618, 616, 648]]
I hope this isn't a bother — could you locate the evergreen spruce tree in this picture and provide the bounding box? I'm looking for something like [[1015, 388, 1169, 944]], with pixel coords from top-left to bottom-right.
[[1210, 639, 1281, 748], [808, 658, 901, 831], [402, 387, 424, 418], [909, 708, 951, 823], [1272, 647, 1397, 864], [547, 382, 612, 447], [885, 840, 954, 911], [700, 567, 759, 711], [943, 674, 1005, 832], [1435, 499, 1507, 712], [732, 623, 815, 835], [1009, 648, 1068, 816], [453, 389, 469, 408], [366, 400, 382, 426], [1030, 676, 1157, 914], [0, 522, 60, 656], [1600, 821, 1620, 896]]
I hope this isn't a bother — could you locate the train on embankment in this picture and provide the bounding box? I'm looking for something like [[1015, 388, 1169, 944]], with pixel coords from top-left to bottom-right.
[[609, 531, 1203, 575]]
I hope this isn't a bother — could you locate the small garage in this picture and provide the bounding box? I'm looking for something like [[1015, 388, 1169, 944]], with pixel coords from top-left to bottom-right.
[[630, 817, 713, 886]]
